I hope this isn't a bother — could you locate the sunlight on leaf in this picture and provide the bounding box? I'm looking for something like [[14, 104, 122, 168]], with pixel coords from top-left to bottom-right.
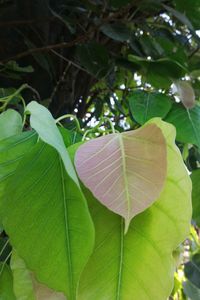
[[75, 123, 167, 232]]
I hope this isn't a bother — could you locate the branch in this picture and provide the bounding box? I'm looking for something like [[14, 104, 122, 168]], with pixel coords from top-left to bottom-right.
[[0, 17, 56, 28], [0, 34, 89, 63]]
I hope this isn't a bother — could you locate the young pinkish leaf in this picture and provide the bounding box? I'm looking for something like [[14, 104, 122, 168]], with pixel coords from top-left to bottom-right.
[[75, 123, 167, 232]]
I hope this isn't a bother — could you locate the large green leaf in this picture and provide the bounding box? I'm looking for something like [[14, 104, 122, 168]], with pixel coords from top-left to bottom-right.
[[26, 101, 79, 187], [191, 169, 200, 226], [0, 131, 37, 200], [75, 123, 167, 232], [1, 141, 94, 299], [11, 250, 66, 300], [165, 103, 200, 148], [0, 109, 23, 141], [70, 118, 192, 300], [128, 90, 172, 125], [0, 264, 16, 300]]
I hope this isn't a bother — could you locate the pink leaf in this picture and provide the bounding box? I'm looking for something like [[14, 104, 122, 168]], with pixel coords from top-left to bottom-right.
[[75, 123, 167, 232]]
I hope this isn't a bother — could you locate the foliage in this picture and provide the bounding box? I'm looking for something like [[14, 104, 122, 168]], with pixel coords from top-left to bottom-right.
[[0, 0, 200, 299]]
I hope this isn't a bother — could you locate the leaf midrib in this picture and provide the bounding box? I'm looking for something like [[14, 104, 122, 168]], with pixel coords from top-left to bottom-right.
[[59, 158, 75, 300], [119, 134, 130, 231]]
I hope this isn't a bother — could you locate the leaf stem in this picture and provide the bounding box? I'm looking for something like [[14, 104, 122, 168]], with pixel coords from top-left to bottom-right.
[[56, 114, 82, 133]]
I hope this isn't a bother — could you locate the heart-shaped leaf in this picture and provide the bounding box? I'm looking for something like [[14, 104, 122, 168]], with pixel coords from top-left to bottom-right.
[[1, 141, 94, 299], [69, 118, 192, 300], [128, 91, 172, 125], [75, 123, 167, 232], [165, 103, 200, 148]]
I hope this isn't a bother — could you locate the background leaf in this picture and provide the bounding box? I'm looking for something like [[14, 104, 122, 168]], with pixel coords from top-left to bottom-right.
[[128, 90, 172, 124], [184, 253, 200, 289], [165, 103, 200, 148], [191, 169, 200, 226]]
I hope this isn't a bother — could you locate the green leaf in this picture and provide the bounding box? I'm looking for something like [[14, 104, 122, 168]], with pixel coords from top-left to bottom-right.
[[25, 101, 79, 187], [11, 250, 66, 300], [165, 103, 200, 148], [5, 61, 34, 73], [128, 90, 172, 124], [1, 141, 94, 299], [174, 0, 200, 29], [0, 109, 23, 141], [0, 131, 37, 200], [76, 42, 111, 78], [183, 280, 200, 300], [75, 123, 167, 233], [0, 264, 16, 300], [191, 169, 200, 226], [100, 23, 131, 42], [184, 253, 200, 289], [70, 118, 192, 300], [163, 4, 194, 31]]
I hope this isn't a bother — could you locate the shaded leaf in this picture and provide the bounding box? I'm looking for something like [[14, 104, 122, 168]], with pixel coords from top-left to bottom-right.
[[173, 81, 195, 109], [26, 101, 79, 186], [5, 61, 34, 73], [191, 169, 200, 226], [1, 140, 94, 299], [128, 90, 172, 124], [0, 109, 23, 141], [174, 0, 200, 29], [165, 103, 200, 148], [76, 42, 111, 78], [100, 23, 131, 42], [184, 253, 200, 289], [75, 123, 167, 232], [183, 280, 200, 300]]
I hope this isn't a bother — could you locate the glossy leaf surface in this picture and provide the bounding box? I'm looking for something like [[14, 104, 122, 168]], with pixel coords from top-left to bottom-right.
[[75, 123, 167, 232], [72, 118, 192, 300], [1, 141, 94, 299]]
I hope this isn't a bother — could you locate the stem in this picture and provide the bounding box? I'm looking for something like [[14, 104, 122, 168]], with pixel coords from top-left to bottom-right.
[[82, 117, 116, 140], [56, 114, 82, 133], [0, 239, 9, 257], [0, 250, 12, 276]]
